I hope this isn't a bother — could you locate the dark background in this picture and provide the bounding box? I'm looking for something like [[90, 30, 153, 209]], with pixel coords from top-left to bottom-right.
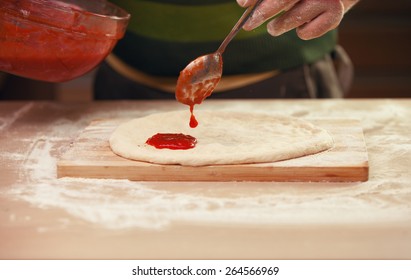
[[1, 0, 410, 100], [340, 0, 411, 98]]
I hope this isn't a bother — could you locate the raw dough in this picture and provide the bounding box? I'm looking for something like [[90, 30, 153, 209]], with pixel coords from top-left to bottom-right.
[[109, 110, 334, 166]]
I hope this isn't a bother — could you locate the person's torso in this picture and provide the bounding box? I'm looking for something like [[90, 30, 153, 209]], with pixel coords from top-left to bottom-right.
[[111, 0, 337, 76]]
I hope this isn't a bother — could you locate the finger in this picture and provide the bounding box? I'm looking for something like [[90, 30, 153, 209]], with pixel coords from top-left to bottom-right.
[[243, 0, 299, 31], [267, 0, 344, 40], [341, 0, 359, 12], [296, 8, 343, 40], [236, 0, 255, 7]]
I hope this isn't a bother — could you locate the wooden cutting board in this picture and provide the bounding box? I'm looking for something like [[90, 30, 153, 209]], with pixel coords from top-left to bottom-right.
[[57, 118, 369, 182]]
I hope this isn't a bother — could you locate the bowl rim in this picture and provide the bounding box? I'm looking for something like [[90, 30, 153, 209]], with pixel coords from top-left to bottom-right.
[[1, 0, 131, 38]]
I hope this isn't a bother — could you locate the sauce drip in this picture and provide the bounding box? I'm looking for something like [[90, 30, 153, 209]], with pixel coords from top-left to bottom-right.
[[189, 105, 198, 128], [146, 133, 197, 150]]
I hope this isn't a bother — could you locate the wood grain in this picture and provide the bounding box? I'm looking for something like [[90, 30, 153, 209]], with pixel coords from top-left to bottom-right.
[[57, 118, 369, 182]]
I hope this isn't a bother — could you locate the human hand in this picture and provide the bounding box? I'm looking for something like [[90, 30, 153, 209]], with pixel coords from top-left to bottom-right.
[[237, 0, 359, 40]]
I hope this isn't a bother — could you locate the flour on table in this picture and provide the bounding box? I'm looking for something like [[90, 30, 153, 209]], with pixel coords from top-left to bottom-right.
[[3, 101, 411, 232], [109, 110, 334, 166]]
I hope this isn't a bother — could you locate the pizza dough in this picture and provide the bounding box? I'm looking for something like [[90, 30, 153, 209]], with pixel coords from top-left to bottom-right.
[[109, 110, 334, 166]]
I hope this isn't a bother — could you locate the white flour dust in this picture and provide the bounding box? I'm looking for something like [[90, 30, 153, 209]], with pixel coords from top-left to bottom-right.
[[0, 103, 33, 131], [4, 101, 411, 230]]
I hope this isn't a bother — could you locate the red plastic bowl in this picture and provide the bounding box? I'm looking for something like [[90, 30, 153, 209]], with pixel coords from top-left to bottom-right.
[[0, 0, 130, 82]]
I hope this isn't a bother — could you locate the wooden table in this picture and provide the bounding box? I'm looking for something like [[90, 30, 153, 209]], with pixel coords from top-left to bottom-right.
[[0, 99, 410, 259]]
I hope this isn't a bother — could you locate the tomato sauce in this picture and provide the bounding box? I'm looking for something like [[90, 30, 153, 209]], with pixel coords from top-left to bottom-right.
[[0, 1, 117, 82], [175, 56, 222, 128], [146, 133, 197, 150], [189, 105, 199, 128]]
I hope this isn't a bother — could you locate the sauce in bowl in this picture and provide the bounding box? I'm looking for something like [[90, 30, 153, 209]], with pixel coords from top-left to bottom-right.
[[0, 0, 129, 82]]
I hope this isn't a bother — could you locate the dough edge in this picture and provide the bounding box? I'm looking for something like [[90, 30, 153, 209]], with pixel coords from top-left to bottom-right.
[[109, 110, 334, 166]]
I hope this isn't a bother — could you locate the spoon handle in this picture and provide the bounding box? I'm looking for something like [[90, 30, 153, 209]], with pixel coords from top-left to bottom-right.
[[217, 0, 265, 54]]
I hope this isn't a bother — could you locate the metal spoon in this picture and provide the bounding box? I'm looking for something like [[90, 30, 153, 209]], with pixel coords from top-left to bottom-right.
[[175, 0, 264, 110]]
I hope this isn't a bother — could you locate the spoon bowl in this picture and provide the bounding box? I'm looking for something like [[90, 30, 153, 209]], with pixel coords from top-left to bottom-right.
[[175, 53, 222, 106], [175, 0, 264, 109]]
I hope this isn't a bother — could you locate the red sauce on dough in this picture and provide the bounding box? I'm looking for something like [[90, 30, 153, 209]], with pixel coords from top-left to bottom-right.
[[0, 2, 117, 82], [146, 133, 197, 150]]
